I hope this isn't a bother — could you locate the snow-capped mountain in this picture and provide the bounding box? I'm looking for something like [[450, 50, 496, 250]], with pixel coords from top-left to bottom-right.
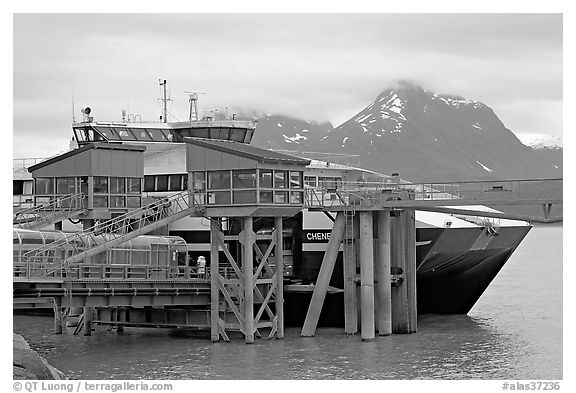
[[252, 81, 562, 183], [250, 115, 332, 151], [527, 136, 563, 172]]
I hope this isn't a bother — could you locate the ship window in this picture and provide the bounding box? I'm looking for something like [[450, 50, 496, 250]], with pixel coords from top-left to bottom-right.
[[274, 171, 288, 189], [115, 128, 137, 140], [195, 128, 210, 139], [95, 127, 116, 139], [233, 190, 257, 204], [168, 175, 182, 191], [233, 170, 256, 188], [93, 177, 108, 194], [144, 176, 155, 192], [230, 129, 247, 142], [147, 129, 168, 141], [207, 171, 231, 190], [182, 175, 188, 190], [259, 170, 273, 188], [74, 129, 87, 142], [156, 175, 168, 191], [290, 171, 303, 189], [35, 178, 54, 195], [133, 129, 152, 141], [127, 178, 141, 194], [57, 177, 76, 194], [110, 177, 125, 194]]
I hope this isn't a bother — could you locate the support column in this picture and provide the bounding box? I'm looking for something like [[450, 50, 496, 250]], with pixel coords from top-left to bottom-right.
[[210, 219, 220, 342], [53, 298, 63, 334], [403, 209, 417, 333], [116, 308, 125, 333], [83, 307, 93, 336], [359, 211, 375, 341], [301, 212, 346, 337], [390, 211, 409, 334], [274, 216, 284, 339], [242, 217, 255, 344], [343, 212, 358, 335], [376, 210, 392, 336]]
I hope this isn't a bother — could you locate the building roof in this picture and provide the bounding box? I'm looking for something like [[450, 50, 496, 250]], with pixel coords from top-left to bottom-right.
[[184, 137, 311, 166], [28, 143, 146, 173]]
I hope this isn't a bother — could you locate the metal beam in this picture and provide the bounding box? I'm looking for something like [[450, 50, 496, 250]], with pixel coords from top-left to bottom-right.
[[301, 211, 346, 337]]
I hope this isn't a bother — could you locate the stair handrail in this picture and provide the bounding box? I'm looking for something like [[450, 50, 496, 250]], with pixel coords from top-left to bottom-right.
[[22, 190, 192, 277], [13, 192, 86, 225]]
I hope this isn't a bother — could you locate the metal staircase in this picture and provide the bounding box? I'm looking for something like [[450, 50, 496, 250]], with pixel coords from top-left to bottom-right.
[[13, 193, 86, 230], [22, 190, 192, 278]]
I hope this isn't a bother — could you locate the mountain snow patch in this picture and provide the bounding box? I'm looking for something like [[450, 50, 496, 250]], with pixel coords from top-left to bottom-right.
[[472, 122, 482, 130], [277, 122, 282, 128], [282, 133, 308, 144], [476, 161, 494, 173]]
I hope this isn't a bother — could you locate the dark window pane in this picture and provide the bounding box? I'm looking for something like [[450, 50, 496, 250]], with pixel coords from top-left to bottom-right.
[[110, 177, 125, 194], [127, 196, 141, 208], [115, 128, 137, 140], [275, 171, 288, 189], [259, 190, 273, 203], [207, 171, 230, 190], [144, 176, 155, 192], [110, 196, 126, 208], [259, 170, 273, 188], [233, 190, 257, 204], [94, 126, 116, 139], [13, 180, 24, 195], [127, 178, 141, 194], [93, 177, 108, 193], [133, 128, 152, 141], [35, 178, 54, 195], [207, 191, 231, 205], [156, 175, 168, 191], [182, 175, 188, 190], [147, 129, 168, 141], [168, 175, 182, 191], [57, 177, 75, 194], [233, 170, 256, 188], [93, 195, 108, 207]]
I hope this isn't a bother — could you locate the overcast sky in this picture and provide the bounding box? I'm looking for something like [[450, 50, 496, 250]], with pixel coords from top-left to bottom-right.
[[13, 13, 562, 158]]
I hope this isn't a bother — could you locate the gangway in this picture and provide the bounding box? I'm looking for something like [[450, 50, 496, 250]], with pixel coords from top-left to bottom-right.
[[13, 193, 86, 230], [22, 190, 193, 278]]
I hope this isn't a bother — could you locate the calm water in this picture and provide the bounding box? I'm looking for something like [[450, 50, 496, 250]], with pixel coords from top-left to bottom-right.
[[13, 225, 562, 380]]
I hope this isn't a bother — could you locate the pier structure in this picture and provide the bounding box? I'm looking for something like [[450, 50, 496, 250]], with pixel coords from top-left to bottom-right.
[[185, 138, 309, 342], [13, 139, 310, 344], [12, 139, 563, 342]]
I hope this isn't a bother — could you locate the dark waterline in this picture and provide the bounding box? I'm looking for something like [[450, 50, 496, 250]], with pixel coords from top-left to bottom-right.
[[13, 225, 562, 380]]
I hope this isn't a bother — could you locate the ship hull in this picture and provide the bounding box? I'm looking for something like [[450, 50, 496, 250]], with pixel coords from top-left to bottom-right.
[[284, 224, 531, 327]]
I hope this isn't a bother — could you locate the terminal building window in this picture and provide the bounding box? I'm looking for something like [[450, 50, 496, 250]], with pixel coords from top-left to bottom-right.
[[194, 168, 304, 206]]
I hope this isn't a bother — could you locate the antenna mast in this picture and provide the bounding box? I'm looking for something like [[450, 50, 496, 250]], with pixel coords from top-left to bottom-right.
[[185, 91, 205, 121], [159, 79, 172, 123]]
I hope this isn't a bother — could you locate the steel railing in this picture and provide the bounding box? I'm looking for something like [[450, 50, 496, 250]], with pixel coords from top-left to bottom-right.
[[22, 190, 192, 278], [13, 193, 86, 229], [304, 178, 563, 209]]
